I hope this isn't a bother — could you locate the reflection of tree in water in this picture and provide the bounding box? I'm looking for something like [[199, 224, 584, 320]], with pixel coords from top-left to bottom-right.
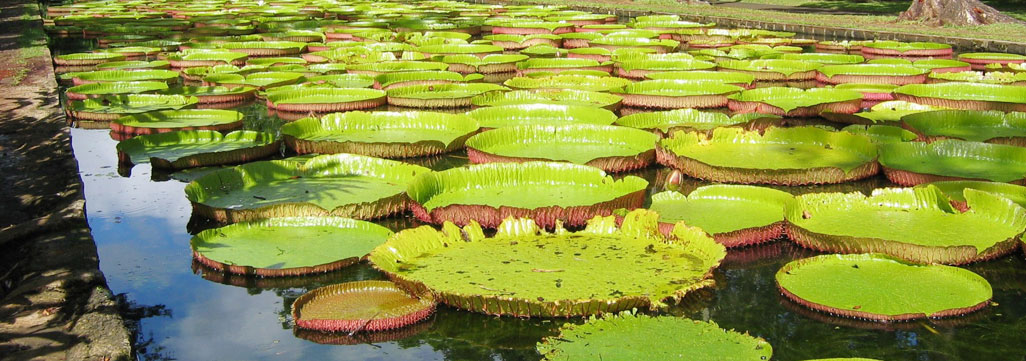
[[116, 293, 174, 361]]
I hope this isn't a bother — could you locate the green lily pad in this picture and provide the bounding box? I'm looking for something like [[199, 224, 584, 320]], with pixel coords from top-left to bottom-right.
[[466, 104, 617, 128], [407, 161, 648, 228], [879, 139, 1026, 184], [919, 181, 1026, 209], [727, 87, 862, 116], [901, 110, 1026, 143], [110, 109, 244, 137], [840, 124, 917, 144], [386, 83, 508, 108], [504, 74, 632, 92], [115, 130, 279, 169], [203, 71, 304, 89], [465, 124, 658, 172], [537, 312, 772, 361], [644, 70, 755, 86], [615, 108, 775, 135], [304, 73, 376, 88], [777, 254, 992, 320], [893, 83, 1026, 111], [767, 52, 865, 65], [55, 52, 126, 65], [95, 60, 171, 70], [657, 127, 878, 185], [824, 100, 947, 125], [280, 111, 479, 157], [367, 209, 725, 316], [66, 81, 170, 99], [648, 185, 793, 246], [67, 94, 198, 122], [346, 61, 450, 75], [265, 88, 386, 112], [191, 217, 392, 276], [159, 85, 257, 103], [184, 153, 430, 223], [718, 59, 822, 79], [785, 187, 1026, 264], [374, 70, 482, 89], [470, 89, 622, 109]]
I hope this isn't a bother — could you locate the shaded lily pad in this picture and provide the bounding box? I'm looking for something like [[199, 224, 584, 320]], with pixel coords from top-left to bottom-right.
[[777, 254, 992, 321], [66, 94, 198, 125], [280, 111, 479, 158], [465, 124, 658, 172], [657, 127, 878, 185], [785, 187, 1026, 264], [647, 185, 793, 247], [116, 130, 279, 169], [292, 280, 435, 332], [160, 85, 257, 104], [367, 209, 725, 316], [407, 161, 648, 228], [841, 124, 917, 144], [537, 312, 772, 360]]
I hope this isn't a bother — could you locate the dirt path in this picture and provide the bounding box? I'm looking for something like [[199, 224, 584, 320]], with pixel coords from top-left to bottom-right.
[[0, 0, 132, 360]]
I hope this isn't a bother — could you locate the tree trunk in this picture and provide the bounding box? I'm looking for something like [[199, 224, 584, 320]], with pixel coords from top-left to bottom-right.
[[898, 0, 1025, 26]]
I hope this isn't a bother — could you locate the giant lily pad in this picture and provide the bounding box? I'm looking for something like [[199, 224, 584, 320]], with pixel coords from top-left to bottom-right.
[[69, 69, 181, 85], [901, 110, 1026, 145], [346, 61, 450, 76], [470, 89, 622, 110], [516, 58, 613, 75], [928, 71, 1026, 85], [280, 111, 479, 158], [115, 130, 279, 169], [65, 81, 169, 100], [879, 139, 1026, 185], [291, 280, 435, 332], [407, 161, 648, 228], [504, 74, 632, 92], [54, 52, 126, 66], [822, 100, 947, 125], [437, 54, 530, 74], [374, 71, 482, 90], [367, 209, 724, 316], [717, 59, 822, 81], [893, 83, 1026, 111], [613, 80, 743, 109], [165, 50, 248, 67], [921, 180, 1026, 209], [537, 312, 772, 360], [657, 127, 878, 185], [203, 71, 304, 90], [861, 41, 952, 58], [466, 104, 617, 129], [841, 124, 917, 144], [728, 87, 862, 117], [160, 85, 257, 104], [191, 217, 393, 276], [614, 58, 714, 79], [777, 254, 992, 321], [184, 153, 430, 223], [110, 109, 244, 138], [465, 124, 658, 172], [265, 88, 386, 112], [816, 64, 927, 85], [614, 109, 776, 136], [785, 187, 1026, 264], [386, 83, 508, 108], [647, 185, 793, 246], [644, 70, 755, 88]]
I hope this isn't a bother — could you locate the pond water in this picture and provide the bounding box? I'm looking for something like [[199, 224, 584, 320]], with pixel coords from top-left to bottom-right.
[[49, 23, 1026, 361]]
